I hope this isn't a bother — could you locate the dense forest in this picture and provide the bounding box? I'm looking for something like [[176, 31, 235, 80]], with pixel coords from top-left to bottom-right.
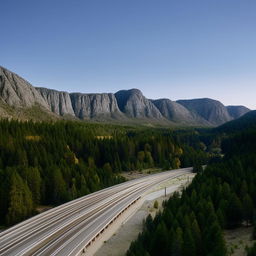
[[0, 120, 208, 227], [126, 127, 256, 256]]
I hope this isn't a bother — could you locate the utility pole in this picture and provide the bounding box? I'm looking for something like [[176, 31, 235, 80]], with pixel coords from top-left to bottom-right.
[[164, 187, 167, 197]]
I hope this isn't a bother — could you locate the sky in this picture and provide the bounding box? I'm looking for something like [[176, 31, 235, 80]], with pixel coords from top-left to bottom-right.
[[1, 0, 256, 109]]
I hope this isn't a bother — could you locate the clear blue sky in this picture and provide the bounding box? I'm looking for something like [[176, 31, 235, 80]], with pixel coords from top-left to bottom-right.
[[1, 0, 256, 109]]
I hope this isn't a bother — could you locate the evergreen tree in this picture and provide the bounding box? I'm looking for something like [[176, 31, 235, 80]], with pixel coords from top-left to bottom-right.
[[25, 167, 41, 205], [206, 222, 227, 256], [6, 172, 33, 225], [52, 168, 67, 204], [191, 219, 203, 256], [151, 222, 169, 256], [193, 161, 203, 173], [71, 178, 77, 200], [171, 227, 183, 256], [243, 193, 254, 226], [226, 193, 243, 228], [183, 227, 196, 256]]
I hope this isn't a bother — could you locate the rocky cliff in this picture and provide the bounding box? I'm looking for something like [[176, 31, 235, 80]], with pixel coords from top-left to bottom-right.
[[0, 66, 49, 109], [115, 89, 163, 119], [0, 66, 251, 126], [36, 87, 75, 117], [70, 93, 124, 120]]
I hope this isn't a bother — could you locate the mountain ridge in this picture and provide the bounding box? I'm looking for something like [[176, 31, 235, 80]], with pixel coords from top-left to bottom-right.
[[0, 66, 251, 126], [177, 98, 233, 126]]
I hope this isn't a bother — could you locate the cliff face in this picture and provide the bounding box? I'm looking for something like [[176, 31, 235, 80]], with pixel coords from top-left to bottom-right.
[[0, 66, 251, 126], [0, 66, 49, 109], [70, 93, 123, 119], [115, 89, 163, 119], [36, 88, 124, 119], [36, 87, 75, 117]]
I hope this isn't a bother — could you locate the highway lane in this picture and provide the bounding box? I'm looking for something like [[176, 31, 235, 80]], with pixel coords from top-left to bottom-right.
[[0, 181, 149, 255], [0, 178, 150, 249], [56, 171, 191, 256], [8, 180, 153, 256], [0, 167, 192, 256]]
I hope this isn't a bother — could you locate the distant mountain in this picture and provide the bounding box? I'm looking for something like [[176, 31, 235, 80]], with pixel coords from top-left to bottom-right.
[[216, 110, 256, 133], [177, 98, 233, 126], [152, 98, 210, 125], [226, 105, 250, 119], [0, 66, 250, 126]]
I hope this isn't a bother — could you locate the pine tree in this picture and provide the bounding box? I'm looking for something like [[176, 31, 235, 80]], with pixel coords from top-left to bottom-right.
[[79, 174, 89, 196], [243, 193, 254, 226], [183, 227, 196, 256], [25, 167, 41, 205], [226, 193, 243, 228], [151, 222, 169, 255], [6, 172, 33, 225], [191, 219, 203, 256], [205, 221, 227, 256], [71, 178, 77, 200], [193, 161, 203, 173], [52, 168, 67, 204], [216, 208, 226, 228], [171, 227, 183, 256]]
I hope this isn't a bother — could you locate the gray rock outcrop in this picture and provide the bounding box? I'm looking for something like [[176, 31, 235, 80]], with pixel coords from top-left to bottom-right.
[[0, 65, 251, 126], [115, 89, 163, 119], [70, 93, 123, 119], [0, 66, 49, 109], [36, 87, 75, 116]]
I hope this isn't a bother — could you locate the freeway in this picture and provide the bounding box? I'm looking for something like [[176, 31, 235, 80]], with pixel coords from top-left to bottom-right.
[[0, 167, 192, 256]]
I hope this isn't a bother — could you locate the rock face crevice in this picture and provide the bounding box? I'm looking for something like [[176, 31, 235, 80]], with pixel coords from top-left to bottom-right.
[[36, 87, 75, 116], [70, 93, 123, 120], [0, 66, 251, 125]]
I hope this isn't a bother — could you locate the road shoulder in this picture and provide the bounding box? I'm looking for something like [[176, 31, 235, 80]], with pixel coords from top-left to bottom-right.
[[93, 173, 195, 256]]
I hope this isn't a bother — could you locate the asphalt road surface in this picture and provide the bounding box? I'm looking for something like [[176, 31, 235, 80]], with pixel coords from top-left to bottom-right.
[[0, 167, 192, 256]]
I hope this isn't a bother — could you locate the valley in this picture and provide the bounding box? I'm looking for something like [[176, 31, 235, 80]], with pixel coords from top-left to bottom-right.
[[1, 1, 255, 255], [0, 111, 256, 256]]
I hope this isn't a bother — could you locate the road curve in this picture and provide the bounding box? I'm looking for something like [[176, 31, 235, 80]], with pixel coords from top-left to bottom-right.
[[0, 167, 192, 256]]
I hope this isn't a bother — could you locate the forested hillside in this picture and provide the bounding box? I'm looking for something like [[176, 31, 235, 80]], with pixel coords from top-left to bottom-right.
[[0, 120, 208, 227], [127, 129, 256, 256], [215, 110, 256, 134]]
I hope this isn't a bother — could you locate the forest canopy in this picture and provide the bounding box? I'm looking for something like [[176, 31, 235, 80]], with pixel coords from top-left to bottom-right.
[[127, 126, 256, 256], [0, 120, 209, 226]]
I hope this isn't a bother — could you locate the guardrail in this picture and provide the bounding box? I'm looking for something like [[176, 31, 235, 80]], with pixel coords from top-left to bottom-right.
[[81, 196, 141, 255]]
